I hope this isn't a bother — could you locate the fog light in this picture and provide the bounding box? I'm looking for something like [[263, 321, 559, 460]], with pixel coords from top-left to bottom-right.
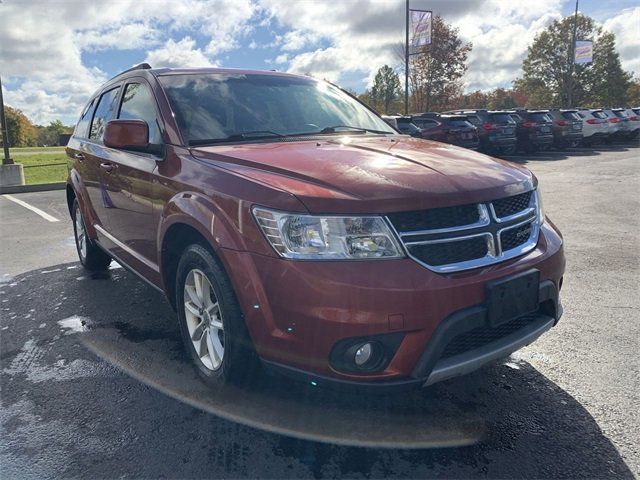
[[354, 343, 373, 366]]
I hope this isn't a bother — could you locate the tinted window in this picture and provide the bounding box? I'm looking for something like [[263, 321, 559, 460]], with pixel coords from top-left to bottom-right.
[[75, 98, 96, 138], [633, 109, 640, 115], [447, 118, 474, 127], [489, 113, 514, 124], [413, 118, 438, 129], [396, 121, 421, 134], [159, 74, 394, 145], [613, 110, 628, 118], [119, 83, 161, 144], [466, 115, 481, 125], [529, 112, 551, 122], [89, 87, 121, 142], [561, 111, 580, 120], [509, 114, 522, 123], [592, 111, 607, 119]]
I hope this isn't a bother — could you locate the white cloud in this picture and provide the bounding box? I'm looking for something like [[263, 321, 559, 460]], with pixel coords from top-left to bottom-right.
[[143, 37, 217, 68], [603, 7, 640, 77], [76, 23, 161, 52]]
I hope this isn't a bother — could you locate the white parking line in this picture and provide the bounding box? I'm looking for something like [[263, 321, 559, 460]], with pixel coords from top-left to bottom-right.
[[2, 194, 60, 222]]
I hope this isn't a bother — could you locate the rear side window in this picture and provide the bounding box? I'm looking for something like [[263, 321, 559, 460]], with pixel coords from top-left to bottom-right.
[[119, 83, 162, 144], [74, 98, 96, 138], [89, 87, 121, 142], [561, 111, 580, 120]]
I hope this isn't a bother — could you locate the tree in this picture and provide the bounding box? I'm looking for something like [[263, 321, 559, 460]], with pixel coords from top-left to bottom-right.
[[515, 14, 631, 108], [36, 120, 67, 146], [0, 106, 36, 147], [370, 65, 402, 114], [627, 77, 640, 106], [397, 15, 472, 112]]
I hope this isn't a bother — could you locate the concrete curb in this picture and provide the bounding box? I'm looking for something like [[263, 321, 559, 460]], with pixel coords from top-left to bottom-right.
[[0, 182, 66, 195]]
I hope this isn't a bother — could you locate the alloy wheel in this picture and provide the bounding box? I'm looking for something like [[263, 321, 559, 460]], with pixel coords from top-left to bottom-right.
[[183, 269, 225, 371]]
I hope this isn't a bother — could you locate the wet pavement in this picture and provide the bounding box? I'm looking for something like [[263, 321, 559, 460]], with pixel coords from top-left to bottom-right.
[[1, 142, 639, 478]]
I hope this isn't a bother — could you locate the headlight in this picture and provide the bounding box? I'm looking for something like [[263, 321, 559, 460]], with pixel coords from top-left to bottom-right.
[[535, 188, 545, 224], [252, 207, 404, 260]]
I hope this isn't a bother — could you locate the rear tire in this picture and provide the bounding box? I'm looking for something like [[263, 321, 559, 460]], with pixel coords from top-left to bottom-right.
[[72, 199, 111, 271], [175, 244, 258, 387]]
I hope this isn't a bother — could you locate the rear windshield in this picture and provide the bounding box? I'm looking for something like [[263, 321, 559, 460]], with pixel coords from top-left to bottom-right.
[[446, 117, 474, 127], [613, 110, 628, 118], [489, 113, 515, 124], [396, 121, 421, 134], [592, 111, 607, 119], [529, 112, 551, 122], [633, 108, 640, 115], [466, 115, 481, 125], [509, 114, 522, 123], [562, 111, 580, 120], [159, 73, 395, 145]]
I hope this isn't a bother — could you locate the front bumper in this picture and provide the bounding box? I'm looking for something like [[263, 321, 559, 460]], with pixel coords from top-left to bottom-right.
[[221, 221, 565, 389]]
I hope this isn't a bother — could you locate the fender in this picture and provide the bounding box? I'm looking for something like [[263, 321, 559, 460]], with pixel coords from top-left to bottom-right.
[[68, 168, 99, 240]]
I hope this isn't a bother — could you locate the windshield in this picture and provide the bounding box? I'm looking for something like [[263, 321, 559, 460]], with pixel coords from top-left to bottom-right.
[[489, 113, 515, 124], [159, 73, 395, 145]]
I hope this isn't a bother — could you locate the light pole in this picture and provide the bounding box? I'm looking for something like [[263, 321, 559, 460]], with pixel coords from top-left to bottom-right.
[[567, 0, 579, 108], [404, 0, 409, 114], [0, 75, 13, 165]]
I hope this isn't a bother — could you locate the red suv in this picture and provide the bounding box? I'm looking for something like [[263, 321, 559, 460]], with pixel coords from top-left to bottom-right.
[[66, 65, 565, 391]]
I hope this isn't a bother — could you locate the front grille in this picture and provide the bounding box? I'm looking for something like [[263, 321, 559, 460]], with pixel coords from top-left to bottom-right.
[[387, 190, 539, 273], [387, 204, 479, 232], [492, 191, 532, 218], [440, 313, 539, 360], [500, 222, 532, 251], [407, 236, 488, 266]]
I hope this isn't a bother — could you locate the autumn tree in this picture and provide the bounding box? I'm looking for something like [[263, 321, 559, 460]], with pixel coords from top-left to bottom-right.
[[0, 106, 36, 147], [627, 77, 640, 106], [36, 120, 68, 146], [515, 14, 631, 108], [370, 65, 402, 114], [397, 15, 472, 113]]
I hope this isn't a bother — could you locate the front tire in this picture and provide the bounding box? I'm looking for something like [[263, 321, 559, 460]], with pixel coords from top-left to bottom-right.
[[72, 199, 111, 271], [175, 244, 257, 386]]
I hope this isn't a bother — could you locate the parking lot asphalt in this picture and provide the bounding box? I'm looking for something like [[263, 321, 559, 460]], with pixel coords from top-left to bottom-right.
[[1, 141, 639, 478]]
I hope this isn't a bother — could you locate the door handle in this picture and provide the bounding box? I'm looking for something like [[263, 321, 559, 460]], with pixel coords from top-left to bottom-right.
[[100, 162, 116, 173], [74, 153, 85, 161]]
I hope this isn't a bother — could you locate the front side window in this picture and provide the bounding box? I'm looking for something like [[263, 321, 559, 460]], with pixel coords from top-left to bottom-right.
[[119, 83, 162, 144], [159, 73, 395, 145], [89, 87, 121, 142]]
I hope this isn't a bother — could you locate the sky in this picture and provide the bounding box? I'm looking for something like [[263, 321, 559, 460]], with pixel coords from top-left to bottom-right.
[[1, 0, 638, 125]]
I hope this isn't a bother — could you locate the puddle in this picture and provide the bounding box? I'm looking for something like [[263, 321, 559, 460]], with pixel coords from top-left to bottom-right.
[[57, 316, 92, 335]]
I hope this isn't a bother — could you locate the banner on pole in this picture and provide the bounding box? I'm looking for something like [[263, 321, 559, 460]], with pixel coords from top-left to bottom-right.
[[410, 9, 432, 54], [574, 40, 593, 64]]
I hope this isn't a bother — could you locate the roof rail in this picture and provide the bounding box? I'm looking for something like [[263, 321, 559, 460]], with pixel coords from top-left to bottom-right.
[[108, 63, 152, 81]]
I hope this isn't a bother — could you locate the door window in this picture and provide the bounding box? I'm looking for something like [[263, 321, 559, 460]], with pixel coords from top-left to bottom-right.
[[118, 83, 162, 144], [89, 87, 121, 142]]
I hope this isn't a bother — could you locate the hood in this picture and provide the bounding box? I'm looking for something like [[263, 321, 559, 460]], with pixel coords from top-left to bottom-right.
[[192, 136, 534, 214]]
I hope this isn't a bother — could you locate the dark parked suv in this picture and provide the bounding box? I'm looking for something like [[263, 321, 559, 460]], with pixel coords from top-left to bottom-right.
[[508, 110, 554, 153], [410, 113, 479, 150], [547, 109, 583, 149], [66, 64, 565, 391], [445, 109, 517, 155]]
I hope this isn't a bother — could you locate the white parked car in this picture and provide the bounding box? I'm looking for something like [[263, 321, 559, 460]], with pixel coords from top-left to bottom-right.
[[622, 108, 640, 138], [602, 109, 625, 138], [577, 109, 610, 145]]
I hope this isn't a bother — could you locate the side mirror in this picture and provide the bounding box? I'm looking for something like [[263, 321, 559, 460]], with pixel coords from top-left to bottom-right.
[[104, 119, 150, 151]]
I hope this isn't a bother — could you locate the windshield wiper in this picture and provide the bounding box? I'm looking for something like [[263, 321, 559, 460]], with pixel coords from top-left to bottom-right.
[[317, 125, 391, 135], [189, 130, 284, 146]]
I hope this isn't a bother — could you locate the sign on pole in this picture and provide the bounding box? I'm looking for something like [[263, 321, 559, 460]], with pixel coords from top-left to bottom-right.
[[574, 40, 593, 64], [409, 9, 432, 54]]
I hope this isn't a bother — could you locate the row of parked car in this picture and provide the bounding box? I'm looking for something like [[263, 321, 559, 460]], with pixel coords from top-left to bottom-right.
[[382, 107, 640, 155]]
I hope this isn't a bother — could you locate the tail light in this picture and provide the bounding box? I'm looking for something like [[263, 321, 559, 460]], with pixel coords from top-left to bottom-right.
[[556, 120, 567, 126], [609, 118, 620, 123], [586, 119, 598, 124], [483, 122, 494, 131], [522, 122, 534, 128], [630, 116, 640, 121]]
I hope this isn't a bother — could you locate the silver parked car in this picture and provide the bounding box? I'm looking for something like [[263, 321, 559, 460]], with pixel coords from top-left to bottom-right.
[[576, 109, 610, 145]]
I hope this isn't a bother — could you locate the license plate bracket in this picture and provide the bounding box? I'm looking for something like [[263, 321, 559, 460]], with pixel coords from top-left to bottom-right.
[[486, 270, 539, 327]]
